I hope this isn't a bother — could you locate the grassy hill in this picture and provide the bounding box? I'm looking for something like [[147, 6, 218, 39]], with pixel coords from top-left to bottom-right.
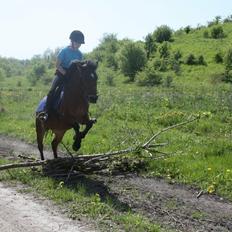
[[1, 20, 232, 202]]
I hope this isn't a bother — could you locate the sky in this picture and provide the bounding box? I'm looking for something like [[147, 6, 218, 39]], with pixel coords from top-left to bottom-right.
[[1, 0, 232, 60]]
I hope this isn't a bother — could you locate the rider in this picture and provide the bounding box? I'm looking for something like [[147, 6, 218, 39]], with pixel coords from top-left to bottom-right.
[[40, 30, 85, 121]]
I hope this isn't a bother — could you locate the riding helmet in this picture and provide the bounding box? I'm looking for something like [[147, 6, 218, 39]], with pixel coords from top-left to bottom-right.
[[69, 30, 85, 44]]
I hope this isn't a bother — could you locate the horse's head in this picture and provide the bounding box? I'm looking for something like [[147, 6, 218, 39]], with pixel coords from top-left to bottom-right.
[[68, 60, 99, 103]]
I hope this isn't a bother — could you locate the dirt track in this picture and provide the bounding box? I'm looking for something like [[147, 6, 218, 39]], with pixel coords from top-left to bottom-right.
[[0, 135, 232, 232], [0, 182, 94, 232]]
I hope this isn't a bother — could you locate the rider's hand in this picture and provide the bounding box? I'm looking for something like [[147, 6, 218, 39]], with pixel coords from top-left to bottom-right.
[[57, 67, 66, 75]]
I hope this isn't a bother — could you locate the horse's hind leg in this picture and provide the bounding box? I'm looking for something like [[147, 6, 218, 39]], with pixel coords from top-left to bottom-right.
[[36, 118, 45, 160], [51, 131, 65, 159]]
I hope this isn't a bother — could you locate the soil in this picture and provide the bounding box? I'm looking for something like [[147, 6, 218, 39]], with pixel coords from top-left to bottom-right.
[[0, 182, 94, 232], [0, 134, 232, 232]]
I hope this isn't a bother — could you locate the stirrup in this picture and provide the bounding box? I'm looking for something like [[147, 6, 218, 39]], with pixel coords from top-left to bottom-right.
[[37, 111, 48, 121]]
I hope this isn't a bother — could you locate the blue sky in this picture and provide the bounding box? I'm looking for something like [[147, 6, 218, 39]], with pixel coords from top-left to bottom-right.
[[1, 0, 232, 59]]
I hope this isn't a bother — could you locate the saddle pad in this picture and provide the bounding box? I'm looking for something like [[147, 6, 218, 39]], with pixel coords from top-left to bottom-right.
[[36, 91, 64, 113]]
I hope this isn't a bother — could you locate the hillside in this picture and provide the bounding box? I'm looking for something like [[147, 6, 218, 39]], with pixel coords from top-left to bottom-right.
[[1, 19, 232, 231]]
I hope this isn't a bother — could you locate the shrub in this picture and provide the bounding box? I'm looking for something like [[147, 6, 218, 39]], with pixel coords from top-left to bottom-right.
[[224, 48, 232, 71], [184, 26, 191, 34], [185, 54, 196, 65], [117, 41, 147, 82], [214, 53, 223, 63], [203, 30, 209, 38], [163, 75, 173, 88], [104, 68, 116, 86], [210, 26, 225, 39], [173, 50, 182, 61], [222, 70, 232, 83], [0, 68, 5, 81], [27, 63, 47, 85], [197, 55, 207, 65], [136, 60, 163, 86], [144, 33, 157, 59], [153, 25, 173, 43], [158, 42, 170, 58]]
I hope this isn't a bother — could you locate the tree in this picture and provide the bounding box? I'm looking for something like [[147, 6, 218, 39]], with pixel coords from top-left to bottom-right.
[[144, 33, 157, 59], [184, 26, 191, 34], [158, 42, 170, 58], [153, 25, 173, 43], [90, 34, 119, 69], [210, 26, 225, 39], [117, 41, 147, 81]]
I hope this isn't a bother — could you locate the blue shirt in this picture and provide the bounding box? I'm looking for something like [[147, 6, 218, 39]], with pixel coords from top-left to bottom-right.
[[57, 46, 83, 69]]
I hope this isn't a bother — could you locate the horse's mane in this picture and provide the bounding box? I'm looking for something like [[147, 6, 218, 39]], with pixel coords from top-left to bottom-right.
[[67, 60, 98, 76]]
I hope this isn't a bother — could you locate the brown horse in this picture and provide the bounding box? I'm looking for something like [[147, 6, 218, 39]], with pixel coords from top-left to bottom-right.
[[36, 60, 98, 160]]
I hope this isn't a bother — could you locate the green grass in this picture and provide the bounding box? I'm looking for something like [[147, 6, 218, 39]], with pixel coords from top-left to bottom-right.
[[1, 71, 232, 200]]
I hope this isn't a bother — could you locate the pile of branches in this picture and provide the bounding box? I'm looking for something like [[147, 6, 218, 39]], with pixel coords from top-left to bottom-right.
[[0, 117, 199, 177]]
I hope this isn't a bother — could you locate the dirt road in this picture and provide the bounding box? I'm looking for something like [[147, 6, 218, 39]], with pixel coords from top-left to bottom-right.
[[0, 182, 94, 232]]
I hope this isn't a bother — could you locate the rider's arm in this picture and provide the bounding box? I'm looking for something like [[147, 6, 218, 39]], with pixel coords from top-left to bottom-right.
[[56, 59, 66, 75]]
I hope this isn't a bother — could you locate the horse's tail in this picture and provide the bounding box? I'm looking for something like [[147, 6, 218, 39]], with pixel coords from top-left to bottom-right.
[[35, 114, 47, 160]]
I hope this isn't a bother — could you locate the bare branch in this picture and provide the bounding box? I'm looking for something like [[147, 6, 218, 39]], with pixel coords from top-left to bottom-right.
[[142, 116, 198, 148], [0, 160, 47, 171]]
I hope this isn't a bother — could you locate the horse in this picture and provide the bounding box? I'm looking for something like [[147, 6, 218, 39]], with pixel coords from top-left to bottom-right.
[[35, 60, 98, 160]]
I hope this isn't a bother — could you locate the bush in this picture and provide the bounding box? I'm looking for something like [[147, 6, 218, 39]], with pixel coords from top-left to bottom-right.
[[27, 63, 47, 85], [185, 54, 196, 65], [163, 75, 173, 88], [136, 60, 163, 86], [144, 33, 157, 59], [184, 26, 191, 34], [203, 30, 209, 38], [210, 26, 225, 39], [197, 55, 207, 65], [117, 41, 147, 82], [158, 42, 170, 58], [0, 68, 5, 81], [173, 50, 182, 61], [214, 53, 223, 63], [222, 70, 232, 83], [153, 25, 173, 43], [104, 68, 116, 86], [224, 48, 232, 71]]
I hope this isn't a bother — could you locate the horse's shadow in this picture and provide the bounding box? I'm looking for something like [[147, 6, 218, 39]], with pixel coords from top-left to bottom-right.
[[42, 165, 130, 213]]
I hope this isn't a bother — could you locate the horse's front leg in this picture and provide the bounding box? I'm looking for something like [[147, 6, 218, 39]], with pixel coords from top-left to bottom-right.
[[80, 118, 97, 138], [72, 118, 96, 151]]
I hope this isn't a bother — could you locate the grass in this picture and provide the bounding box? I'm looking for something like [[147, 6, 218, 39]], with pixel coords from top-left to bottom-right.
[[1, 72, 232, 200]]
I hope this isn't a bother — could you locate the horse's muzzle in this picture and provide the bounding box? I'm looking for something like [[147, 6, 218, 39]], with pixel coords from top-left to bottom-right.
[[88, 95, 98, 103]]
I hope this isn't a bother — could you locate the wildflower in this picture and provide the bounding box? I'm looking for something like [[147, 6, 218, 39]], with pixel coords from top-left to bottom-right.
[[207, 167, 212, 171], [226, 169, 231, 173], [207, 185, 215, 194]]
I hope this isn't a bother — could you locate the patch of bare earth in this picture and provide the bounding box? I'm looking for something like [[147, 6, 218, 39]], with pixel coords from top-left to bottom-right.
[[0, 182, 94, 232], [0, 135, 232, 232]]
